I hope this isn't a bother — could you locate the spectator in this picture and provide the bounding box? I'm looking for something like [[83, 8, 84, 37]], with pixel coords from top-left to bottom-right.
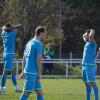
[[43, 43, 54, 75]]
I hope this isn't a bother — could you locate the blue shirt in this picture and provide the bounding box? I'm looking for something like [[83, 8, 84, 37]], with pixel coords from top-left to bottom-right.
[[23, 37, 43, 74], [82, 41, 97, 66], [1, 29, 17, 55]]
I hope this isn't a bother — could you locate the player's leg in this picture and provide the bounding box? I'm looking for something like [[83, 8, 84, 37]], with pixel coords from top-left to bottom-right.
[[0, 54, 11, 94], [36, 89, 44, 100], [20, 91, 30, 100], [82, 67, 91, 100], [89, 82, 98, 100], [0, 70, 8, 94], [35, 81, 44, 100], [85, 82, 91, 100], [20, 74, 37, 100], [0, 54, 8, 91], [11, 69, 20, 92], [5, 54, 20, 92], [92, 83, 98, 100], [87, 67, 98, 100], [48, 63, 52, 75]]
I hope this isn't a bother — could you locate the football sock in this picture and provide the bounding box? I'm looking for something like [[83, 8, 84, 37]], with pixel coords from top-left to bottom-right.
[[20, 94, 28, 100], [1, 74, 7, 87], [86, 85, 91, 100], [92, 85, 98, 100], [11, 73, 17, 86], [36, 94, 44, 100]]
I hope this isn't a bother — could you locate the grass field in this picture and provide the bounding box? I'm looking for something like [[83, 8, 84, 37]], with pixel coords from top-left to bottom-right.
[[0, 79, 100, 100]]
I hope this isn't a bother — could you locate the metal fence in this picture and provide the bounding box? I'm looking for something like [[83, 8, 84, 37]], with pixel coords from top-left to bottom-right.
[[0, 59, 100, 78]]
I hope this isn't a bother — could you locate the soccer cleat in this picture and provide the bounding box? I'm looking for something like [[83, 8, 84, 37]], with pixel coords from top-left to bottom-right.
[[15, 88, 21, 92], [0, 87, 5, 95], [14, 86, 21, 92]]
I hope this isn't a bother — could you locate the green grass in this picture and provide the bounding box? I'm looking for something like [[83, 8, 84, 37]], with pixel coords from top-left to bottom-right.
[[0, 79, 100, 100]]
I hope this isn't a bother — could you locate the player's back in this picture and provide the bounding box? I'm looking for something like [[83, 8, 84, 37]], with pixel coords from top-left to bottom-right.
[[23, 37, 43, 74], [82, 41, 97, 66], [1, 30, 16, 54]]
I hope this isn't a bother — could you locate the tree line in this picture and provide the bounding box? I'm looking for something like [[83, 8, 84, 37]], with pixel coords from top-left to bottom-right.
[[0, 0, 100, 58]]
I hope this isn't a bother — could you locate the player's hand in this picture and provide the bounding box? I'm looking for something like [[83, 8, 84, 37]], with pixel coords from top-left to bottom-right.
[[83, 33, 88, 38], [90, 29, 95, 35], [89, 29, 95, 41], [2, 26, 5, 31], [37, 74, 42, 81], [17, 73, 23, 79]]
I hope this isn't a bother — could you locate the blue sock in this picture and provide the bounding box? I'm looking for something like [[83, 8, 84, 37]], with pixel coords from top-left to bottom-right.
[[92, 85, 98, 100], [20, 94, 28, 100], [36, 95, 44, 100], [1, 74, 7, 87], [86, 85, 91, 100], [11, 74, 17, 86]]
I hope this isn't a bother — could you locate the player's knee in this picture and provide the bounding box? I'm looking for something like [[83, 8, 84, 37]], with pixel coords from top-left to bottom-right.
[[3, 70, 9, 74], [85, 82, 89, 86], [11, 70, 16, 74], [20, 92, 29, 100], [22, 91, 30, 97], [87, 82, 96, 86], [90, 82, 96, 86], [36, 89, 43, 95]]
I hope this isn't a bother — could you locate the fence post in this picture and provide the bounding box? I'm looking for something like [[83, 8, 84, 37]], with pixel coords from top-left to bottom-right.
[[22, 59, 23, 73], [16, 59, 19, 76], [70, 52, 72, 66], [65, 61, 68, 78]]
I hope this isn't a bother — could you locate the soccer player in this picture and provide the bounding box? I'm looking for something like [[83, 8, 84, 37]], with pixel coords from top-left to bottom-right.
[[0, 22, 20, 94], [82, 29, 99, 100], [19, 26, 46, 100]]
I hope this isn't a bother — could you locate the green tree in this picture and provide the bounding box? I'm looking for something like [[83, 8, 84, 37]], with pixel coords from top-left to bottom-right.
[[61, 0, 100, 56], [0, 0, 61, 57]]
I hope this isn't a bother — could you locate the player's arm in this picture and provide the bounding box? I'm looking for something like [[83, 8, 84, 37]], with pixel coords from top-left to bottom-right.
[[12, 24, 22, 33], [17, 56, 25, 79], [12, 24, 22, 29], [82, 33, 88, 42], [89, 29, 95, 41], [1, 24, 22, 32], [37, 54, 43, 80], [17, 72, 23, 79], [1, 26, 5, 32], [83, 33, 86, 39]]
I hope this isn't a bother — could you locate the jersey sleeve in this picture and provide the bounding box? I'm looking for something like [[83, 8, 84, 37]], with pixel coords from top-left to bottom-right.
[[12, 29, 17, 37]]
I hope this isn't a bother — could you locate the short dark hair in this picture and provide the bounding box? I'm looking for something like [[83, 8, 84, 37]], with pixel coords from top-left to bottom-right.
[[35, 26, 45, 36], [85, 29, 90, 33], [4, 22, 11, 28]]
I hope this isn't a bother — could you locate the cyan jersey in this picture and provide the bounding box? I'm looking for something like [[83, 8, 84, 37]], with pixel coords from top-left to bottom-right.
[[82, 41, 97, 66], [23, 37, 43, 74], [1, 29, 17, 55]]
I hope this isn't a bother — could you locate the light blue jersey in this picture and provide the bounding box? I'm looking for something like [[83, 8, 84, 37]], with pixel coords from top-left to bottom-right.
[[82, 41, 97, 82], [1, 29, 17, 70], [82, 41, 97, 66], [23, 37, 43, 74], [1, 29, 17, 55]]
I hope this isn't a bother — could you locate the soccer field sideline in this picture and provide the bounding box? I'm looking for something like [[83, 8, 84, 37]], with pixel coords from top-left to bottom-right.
[[0, 79, 100, 100]]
